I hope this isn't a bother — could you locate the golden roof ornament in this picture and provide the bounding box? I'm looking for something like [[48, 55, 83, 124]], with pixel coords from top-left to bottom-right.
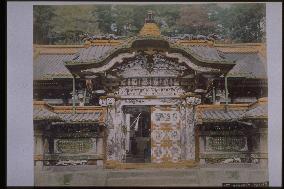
[[139, 11, 161, 37]]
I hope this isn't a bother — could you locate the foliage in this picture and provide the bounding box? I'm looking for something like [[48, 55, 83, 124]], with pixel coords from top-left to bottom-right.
[[177, 4, 216, 35], [33, 3, 266, 44], [216, 3, 266, 42], [33, 5, 56, 44], [50, 5, 99, 44]]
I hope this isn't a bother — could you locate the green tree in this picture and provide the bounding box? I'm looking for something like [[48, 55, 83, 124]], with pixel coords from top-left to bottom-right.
[[33, 4, 266, 44], [216, 3, 265, 42], [50, 5, 99, 44], [93, 5, 113, 34], [33, 5, 55, 44], [177, 4, 216, 35]]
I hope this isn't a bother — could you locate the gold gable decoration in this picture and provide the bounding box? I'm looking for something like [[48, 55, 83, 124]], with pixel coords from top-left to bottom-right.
[[139, 23, 161, 36], [139, 11, 161, 37]]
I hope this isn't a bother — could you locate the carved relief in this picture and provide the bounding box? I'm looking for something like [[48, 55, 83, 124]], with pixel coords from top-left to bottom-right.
[[151, 106, 181, 163], [206, 136, 248, 152], [120, 77, 184, 86], [54, 138, 96, 154], [186, 97, 201, 105], [121, 98, 181, 106], [154, 112, 179, 123], [115, 53, 188, 78], [115, 86, 185, 97]]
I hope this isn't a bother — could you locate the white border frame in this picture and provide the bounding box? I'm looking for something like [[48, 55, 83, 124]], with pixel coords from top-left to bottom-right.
[[7, 2, 282, 186]]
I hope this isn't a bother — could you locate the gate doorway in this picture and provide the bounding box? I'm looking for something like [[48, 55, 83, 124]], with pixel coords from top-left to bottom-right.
[[123, 106, 151, 163]]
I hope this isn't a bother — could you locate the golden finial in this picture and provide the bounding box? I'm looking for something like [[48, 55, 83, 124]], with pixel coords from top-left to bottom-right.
[[139, 11, 161, 36]]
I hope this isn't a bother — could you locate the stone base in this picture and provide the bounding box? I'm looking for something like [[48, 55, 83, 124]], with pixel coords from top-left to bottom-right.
[[34, 166, 269, 186], [105, 160, 198, 169]]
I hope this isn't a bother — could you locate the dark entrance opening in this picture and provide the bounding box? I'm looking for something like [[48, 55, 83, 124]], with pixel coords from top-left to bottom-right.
[[123, 106, 151, 163]]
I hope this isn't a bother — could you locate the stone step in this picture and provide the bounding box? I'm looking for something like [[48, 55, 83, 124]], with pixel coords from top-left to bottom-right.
[[106, 175, 199, 186], [126, 159, 145, 163], [108, 169, 198, 178]]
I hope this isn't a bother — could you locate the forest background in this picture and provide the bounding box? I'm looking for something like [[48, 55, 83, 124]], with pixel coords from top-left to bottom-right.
[[33, 3, 266, 44]]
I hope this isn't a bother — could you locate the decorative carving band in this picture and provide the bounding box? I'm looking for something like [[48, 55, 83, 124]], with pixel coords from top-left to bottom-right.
[[115, 86, 185, 97]]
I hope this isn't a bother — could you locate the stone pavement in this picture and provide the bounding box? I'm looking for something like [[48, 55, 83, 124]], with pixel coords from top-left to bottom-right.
[[35, 164, 268, 186]]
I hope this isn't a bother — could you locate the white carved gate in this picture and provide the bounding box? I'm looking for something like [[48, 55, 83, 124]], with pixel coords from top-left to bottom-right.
[[151, 106, 181, 163]]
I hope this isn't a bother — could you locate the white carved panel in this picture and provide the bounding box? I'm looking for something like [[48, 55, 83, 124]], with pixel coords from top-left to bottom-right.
[[119, 78, 182, 87], [115, 54, 188, 78], [114, 86, 185, 97], [151, 107, 181, 163]]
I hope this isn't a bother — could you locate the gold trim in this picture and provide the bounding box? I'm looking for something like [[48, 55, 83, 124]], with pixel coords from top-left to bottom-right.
[[139, 23, 161, 36]]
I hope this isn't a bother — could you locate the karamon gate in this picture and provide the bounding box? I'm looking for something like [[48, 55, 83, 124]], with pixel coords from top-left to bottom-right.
[[99, 54, 202, 163], [66, 39, 232, 164], [100, 53, 203, 163]]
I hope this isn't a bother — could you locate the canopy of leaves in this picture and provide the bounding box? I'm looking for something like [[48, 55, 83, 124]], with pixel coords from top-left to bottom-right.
[[216, 3, 266, 42], [33, 3, 266, 44]]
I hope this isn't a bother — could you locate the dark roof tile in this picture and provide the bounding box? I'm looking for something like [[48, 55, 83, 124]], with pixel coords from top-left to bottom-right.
[[224, 52, 267, 78], [58, 112, 102, 123], [243, 103, 268, 118], [33, 106, 61, 121], [199, 109, 246, 122], [73, 45, 114, 62], [186, 45, 226, 62], [34, 54, 74, 80]]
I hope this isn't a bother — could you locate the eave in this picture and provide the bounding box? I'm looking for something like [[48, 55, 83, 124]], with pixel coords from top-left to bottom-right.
[[65, 36, 235, 75]]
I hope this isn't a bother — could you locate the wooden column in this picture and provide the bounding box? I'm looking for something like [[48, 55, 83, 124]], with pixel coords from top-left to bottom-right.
[[34, 128, 44, 170], [97, 136, 104, 167], [212, 86, 216, 104], [125, 114, 131, 152], [258, 126, 268, 168], [225, 75, 228, 111], [72, 75, 76, 113], [199, 125, 206, 164], [195, 126, 200, 162]]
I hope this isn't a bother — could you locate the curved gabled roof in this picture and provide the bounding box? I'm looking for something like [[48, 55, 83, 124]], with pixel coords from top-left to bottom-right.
[[65, 36, 235, 76]]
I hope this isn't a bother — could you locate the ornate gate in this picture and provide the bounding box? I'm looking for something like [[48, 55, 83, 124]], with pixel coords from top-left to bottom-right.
[[151, 106, 181, 163]]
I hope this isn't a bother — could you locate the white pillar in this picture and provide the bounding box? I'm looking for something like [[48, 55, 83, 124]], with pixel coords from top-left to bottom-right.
[[125, 114, 131, 152], [96, 137, 104, 167], [258, 127, 268, 168], [199, 135, 206, 165], [34, 131, 44, 169], [97, 137, 104, 155]]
